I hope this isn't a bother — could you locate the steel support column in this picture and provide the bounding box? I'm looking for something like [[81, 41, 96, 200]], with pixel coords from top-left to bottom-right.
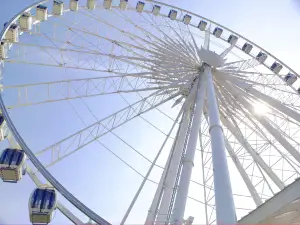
[[206, 65, 237, 225], [171, 76, 206, 224]]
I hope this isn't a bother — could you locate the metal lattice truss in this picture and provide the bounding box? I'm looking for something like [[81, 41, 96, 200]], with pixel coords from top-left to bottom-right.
[[1, 0, 300, 225]]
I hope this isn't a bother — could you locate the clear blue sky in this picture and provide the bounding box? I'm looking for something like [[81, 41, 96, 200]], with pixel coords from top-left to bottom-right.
[[1, 0, 300, 224]]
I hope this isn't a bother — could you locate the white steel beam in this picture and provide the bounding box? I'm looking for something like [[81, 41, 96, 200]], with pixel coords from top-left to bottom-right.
[[155, 106, 191, 224], [34, 90, 179, 169], [221, 114, 285, 190], [246, 87, 300, 123], [222, 81, 300, 165], [239, 178, 300, 224], [4, 77, 169, 109], [224, 137, 263, 206], [145, 114, 183, 225], [205, 65, 237, 225], [121, 106, 183, 225], [172, 76, 206, 224]]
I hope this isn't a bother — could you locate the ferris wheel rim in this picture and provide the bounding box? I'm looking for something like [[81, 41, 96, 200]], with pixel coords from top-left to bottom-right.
[[0, 0, 299, 224]]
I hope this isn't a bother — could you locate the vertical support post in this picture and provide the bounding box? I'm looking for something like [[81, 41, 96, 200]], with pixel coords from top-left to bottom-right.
[[206, 65, 237, 225], [155, 108, 191, 224], [171, 77, 206, 225]]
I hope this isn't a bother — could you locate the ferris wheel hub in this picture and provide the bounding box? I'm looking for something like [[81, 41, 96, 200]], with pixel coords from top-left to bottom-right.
[[198, 47, 225, 68]]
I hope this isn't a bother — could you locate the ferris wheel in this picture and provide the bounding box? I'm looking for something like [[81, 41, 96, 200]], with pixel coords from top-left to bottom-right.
[[1, 0, 300, 224]]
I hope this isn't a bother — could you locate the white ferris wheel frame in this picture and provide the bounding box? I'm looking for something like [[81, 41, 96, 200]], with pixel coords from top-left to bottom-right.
[[0, 0, 299, 224]]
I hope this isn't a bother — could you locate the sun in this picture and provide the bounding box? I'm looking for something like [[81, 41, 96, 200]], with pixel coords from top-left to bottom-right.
[[254, 102, 270, 115]]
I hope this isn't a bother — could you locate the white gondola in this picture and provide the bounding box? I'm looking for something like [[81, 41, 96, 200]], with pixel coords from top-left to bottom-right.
[[152, 5, 161, 16], [183, 14, 192, 25], [168, 10, 177, 20], [136, 1, 145, 13], [103, 0, 112, 9], [198, 20, 207, 31], [284, 73, 297, 85], [120, 0, 128, 10], [213, 27, 223, 38], [36, 5, 48, 21], [4, 24, 19, 42], [227, 34, 238, 45], [0, 42, 8, 59], [256, 51, 267, 63], [69, 0, 79, 11], [19, 13, 33, 31], [87, 0, 96, 10], [179, 84, 190, 97], [270, 62, 283, 74], [52, 0, 64, 16], [29, 186, 57, 224], [242, 43, 253, 54], [184, 216, 194, 225], [0, 148, 26, 182]]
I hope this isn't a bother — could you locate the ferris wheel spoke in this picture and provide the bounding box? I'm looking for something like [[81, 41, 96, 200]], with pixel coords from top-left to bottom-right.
[[121, 104, 184, 225], [4, 77, 167, 109], [234, 110, 300, 177], [203, 24, 211, 50], [9, 41, 157, 64], [7, 41, 158, 73], [243, 86, 300, 122], [112, 9, 162, 43], [80, 10, 158, 49], [220, 72, 300, 111], [215, 87, 273, 205], [70, 26, 157, 56], [224, 137, 263, 206], [221, 70, 276, 76], [34, 89, 179, 169], [162, 20, 199, 61], [220, 57, 262, 71], [220, 108, 285, 190], [219, 88, 300, 183]]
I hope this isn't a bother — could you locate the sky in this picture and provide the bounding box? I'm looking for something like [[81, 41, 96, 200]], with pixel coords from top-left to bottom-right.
[[1, 0, 300, 224]]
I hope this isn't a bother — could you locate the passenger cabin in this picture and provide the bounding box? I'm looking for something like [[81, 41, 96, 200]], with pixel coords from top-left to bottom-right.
[[198, 20, 207, 31], [53, 0, 64, 16], [185, 216, 194, 225], [284, 73, 297, 85], [4, 24, 19, 42], [242, 43, 253, 54], [0, 42, 8, 59], [120, 0, 128, 10], [87, 0, 96, 10], [168, 10, 177, 20], [36, 5, 48, 21], [152, 5, 161, 16], [103, 0, 112, 9], [19, 13, 33, 31], [298, 87, 300, 95], [69, 0, 79, 11], [270, 62, 283, 74], [183, 14, 192, 25], [136, 1, 145, 13], [256, 51, 267, 63], [0, 148, 26, 182], [228, 34, 238, 45], [180, 85, 190, 97], [29, 186, 57, 224], [213, 27, 223, 38]]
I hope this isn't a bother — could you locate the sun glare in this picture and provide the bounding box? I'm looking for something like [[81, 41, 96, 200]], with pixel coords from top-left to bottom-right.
[[254, 102, 270, 115]]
